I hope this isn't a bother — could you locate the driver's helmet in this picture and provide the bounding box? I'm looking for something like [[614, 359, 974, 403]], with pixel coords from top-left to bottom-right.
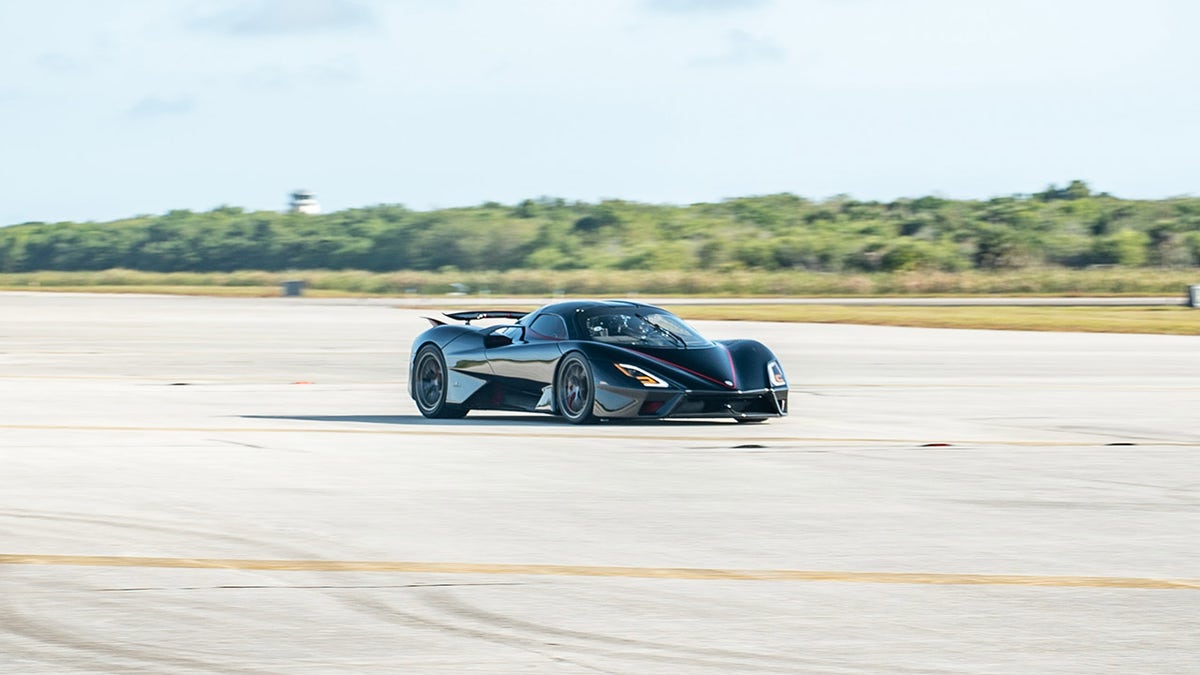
[[589, 314, 625, 337]]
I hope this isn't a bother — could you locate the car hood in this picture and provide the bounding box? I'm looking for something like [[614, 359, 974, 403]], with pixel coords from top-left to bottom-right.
[[626, 345, 740, 390]]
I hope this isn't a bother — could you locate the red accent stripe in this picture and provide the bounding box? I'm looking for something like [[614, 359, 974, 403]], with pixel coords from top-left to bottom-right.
[[630, 349, 737, 390], [526, 328, 564, 341], [721, 343, 739, 389]]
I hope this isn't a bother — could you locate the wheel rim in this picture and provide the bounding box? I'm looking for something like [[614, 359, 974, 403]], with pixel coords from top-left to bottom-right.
[[416, 353, 444, 411], [560, 360, 589, 418]]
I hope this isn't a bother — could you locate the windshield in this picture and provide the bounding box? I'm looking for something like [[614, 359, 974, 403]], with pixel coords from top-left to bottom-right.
[[582, 310, 710, 348]]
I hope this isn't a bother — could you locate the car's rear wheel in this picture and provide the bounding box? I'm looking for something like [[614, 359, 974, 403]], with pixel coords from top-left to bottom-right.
[[555, 353, 596, 424], [413, 345, 468, 419]]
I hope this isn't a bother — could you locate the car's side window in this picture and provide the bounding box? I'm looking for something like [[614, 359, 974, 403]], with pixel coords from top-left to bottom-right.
[[527, 314, 568, 341], [494, 324, 524, 341]]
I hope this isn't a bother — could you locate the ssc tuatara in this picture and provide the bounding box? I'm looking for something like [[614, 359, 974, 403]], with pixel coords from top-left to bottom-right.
[[408, 300, 788, 423]]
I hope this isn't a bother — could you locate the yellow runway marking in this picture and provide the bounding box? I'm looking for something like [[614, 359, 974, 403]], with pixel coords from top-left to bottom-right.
[[1, 554, 1196, 590], [1, 423, 1198, 447]]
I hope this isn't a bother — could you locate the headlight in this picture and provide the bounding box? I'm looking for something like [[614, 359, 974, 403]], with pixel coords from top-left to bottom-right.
[[615, 363, 669, 388], [767, 360, 787, 387]]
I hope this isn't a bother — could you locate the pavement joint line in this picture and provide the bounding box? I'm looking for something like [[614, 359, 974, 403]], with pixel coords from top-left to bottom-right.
[[1, 423, 1197, 447], [1, 554, 1197, 590]]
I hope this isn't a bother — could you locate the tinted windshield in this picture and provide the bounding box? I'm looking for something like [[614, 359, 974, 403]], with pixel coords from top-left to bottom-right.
[[582, 310, 710, 348]]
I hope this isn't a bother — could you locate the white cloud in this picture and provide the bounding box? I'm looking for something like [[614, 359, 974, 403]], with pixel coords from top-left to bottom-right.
[[690, 30, 785, 67], [189, 0, 377, 36], [127, 95, 197, 118], [644, 0, 772, 13]]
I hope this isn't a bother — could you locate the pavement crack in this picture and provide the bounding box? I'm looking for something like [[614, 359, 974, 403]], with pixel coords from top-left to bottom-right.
[[208, 438, 267, 449]]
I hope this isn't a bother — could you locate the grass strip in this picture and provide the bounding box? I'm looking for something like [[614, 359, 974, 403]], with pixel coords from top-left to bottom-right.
[[665, 305, 1200, 335], [2, 282, 1198, 334]]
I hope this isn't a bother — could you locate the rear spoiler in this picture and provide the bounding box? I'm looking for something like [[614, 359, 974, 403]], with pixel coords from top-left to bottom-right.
[[423, 310, 529, 327]]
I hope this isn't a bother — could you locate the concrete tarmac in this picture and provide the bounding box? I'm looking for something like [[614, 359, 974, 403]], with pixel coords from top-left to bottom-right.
[[1, 292, 1197, 673]]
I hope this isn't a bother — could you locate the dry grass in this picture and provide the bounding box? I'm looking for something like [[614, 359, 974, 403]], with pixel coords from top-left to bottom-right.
[[3, 270, 1199, 335], [664, 305, 1200, 336]]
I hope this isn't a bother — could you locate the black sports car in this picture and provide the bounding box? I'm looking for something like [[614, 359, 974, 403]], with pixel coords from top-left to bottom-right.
[[408, 300, 788, 423]]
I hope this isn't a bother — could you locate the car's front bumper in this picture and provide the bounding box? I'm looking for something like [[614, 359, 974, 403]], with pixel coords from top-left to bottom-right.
[[593, 383, 788, 421]]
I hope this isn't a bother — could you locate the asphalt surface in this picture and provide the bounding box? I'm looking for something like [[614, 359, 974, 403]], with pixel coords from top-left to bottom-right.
[[1, 292, 1198, 674]]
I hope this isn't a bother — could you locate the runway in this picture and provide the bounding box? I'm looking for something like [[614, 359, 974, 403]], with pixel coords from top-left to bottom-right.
[[1, 292, 1197, 673]]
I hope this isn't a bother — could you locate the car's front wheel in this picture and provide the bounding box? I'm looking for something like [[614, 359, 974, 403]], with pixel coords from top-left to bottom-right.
[[555, 353, 596, 424], [413, 345, 468, 419]]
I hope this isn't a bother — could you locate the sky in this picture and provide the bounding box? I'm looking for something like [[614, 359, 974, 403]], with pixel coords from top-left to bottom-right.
[[1, 0, 1198, 225]]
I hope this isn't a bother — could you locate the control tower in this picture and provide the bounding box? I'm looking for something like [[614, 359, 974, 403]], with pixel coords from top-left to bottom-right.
[[288, 189, 321, 214]]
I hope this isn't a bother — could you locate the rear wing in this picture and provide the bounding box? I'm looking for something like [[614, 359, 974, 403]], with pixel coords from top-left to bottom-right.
[[423, 310, 529, 327]]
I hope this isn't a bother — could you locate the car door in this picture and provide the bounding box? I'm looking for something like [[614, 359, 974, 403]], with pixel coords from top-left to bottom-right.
[[484, 313, 568, 392]]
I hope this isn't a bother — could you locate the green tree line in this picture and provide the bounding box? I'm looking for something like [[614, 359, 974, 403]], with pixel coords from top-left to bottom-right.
[[2, 181, 1199, 273]]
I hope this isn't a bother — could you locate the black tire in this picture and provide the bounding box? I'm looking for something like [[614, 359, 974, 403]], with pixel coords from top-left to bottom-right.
[[735, 417, 768, 424], [412, 345, 468, 419], [555, 353, 597, 424]]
